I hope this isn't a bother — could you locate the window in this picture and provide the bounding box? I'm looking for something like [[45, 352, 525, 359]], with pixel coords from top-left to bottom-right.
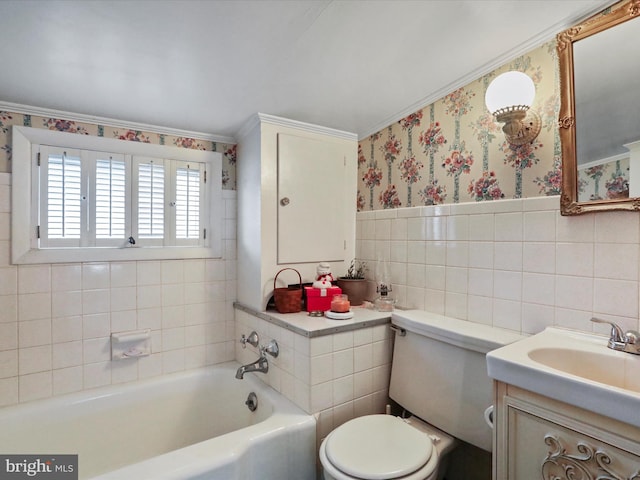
[[12, 126, 222, 264]]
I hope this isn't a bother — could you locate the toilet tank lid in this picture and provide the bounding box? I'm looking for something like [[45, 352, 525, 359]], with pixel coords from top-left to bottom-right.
[[392, 310, 525, 354]]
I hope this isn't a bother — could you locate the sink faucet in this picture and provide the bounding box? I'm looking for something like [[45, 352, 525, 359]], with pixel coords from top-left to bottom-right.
[[591, 317, 640, 354], [235, 339, 280, 379]]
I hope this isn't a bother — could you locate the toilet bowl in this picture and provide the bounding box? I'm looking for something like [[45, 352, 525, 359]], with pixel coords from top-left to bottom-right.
[[319, 414, 455, 480]]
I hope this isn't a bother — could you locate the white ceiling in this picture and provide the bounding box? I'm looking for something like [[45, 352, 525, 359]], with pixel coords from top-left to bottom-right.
[[0, 0, 612, 142]]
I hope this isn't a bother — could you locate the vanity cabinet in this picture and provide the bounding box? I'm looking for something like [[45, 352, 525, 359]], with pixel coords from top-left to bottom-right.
[[236, 113, 357, 311], [493, 382, 640, 479]]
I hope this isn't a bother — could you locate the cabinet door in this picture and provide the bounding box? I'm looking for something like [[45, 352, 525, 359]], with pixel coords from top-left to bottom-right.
[[277, 133, 346, 264]]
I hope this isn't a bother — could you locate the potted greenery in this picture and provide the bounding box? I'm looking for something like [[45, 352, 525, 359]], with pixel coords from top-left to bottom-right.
[[336, 259, 368, 306]]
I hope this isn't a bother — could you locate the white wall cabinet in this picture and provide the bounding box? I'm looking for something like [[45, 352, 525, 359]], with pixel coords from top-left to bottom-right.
[[493, 382, 640, 480], [237, 114, 357, 311]]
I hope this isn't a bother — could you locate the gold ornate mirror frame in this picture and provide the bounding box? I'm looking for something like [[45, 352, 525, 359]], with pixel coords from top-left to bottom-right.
[[558, 0, 640, 215]]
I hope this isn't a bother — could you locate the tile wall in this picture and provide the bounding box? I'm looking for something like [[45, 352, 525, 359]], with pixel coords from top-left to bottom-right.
[[357, 196, 640, 336], [234, 309, 393, 444], [0, 173, 238, 407]]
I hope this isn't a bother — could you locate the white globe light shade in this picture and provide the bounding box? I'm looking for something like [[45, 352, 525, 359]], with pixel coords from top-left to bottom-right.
[[485, 71, 536, 114]]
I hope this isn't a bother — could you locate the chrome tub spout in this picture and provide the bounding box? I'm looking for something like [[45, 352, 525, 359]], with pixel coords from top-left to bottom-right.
[[235, 355, 269, 379]]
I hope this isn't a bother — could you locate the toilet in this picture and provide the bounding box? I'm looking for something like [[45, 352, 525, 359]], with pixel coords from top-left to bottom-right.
[[319, 309, 523, 480]]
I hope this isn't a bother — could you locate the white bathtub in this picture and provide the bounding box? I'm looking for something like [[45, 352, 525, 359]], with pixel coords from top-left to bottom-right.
[[0, 362, 316, 479]]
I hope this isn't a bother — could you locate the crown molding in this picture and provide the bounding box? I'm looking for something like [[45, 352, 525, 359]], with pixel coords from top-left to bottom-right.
[[237, 112, 357, 142], [0, 101, 236, 145], [357, 0, 617, 140]]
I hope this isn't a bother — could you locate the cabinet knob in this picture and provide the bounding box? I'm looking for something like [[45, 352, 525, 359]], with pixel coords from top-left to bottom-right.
[[280, 197, 290, 206]]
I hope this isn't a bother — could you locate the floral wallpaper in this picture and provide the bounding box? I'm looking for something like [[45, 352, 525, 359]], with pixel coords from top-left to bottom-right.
[[358, 40, 562, 211], [0, 111, 237, 189], [578, 157, 630, 201]]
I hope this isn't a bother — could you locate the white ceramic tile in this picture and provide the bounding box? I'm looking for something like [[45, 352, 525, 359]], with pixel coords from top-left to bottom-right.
[[522, 273, 555, 306], [424, 289, 445, 314], [494, 242, 522, 271], [522, 243, 555, 274], [333, 375, 354, 405], [52, 316, 82, 343], [138, 353, 162, 380], [0, 241, 10, 267], [0, 213, 9, 241], [0, 349, 17, 378], [406, 264, 426, 288], [493, 270, 522, 301], [311, 354, 333, 385], [333, 331, 353, 351], [390, 218, 408, 241], [18, 318, 51, 348], [52, 290, 82, 318], [353, 344, 373, 373], [111, 359, 140, 384], [294, 378, 311, 413], [332, 400, 355, 428], [137, 261, 162, 285], [389, 241, 407, 264], [374, 209, 397, 220], [522, 303, 554, 335], [52, 366, 83, 396], [162, 260, 184, 284], [19, 345, 51, 374], [0, 322, 17, 351], [361, 219, 376, 240], [19, 371, 52, 402], [492, 299, 522, 332], [162, 284, 184, 307], [426, 216, 447, 241], [82, 263, 110, 290], [405, 286, 426, 310], [333, 349, 354, 379], [0, 377, 18, 407], [447, 215, 469, 241], [523, 211, 556, 242], [425, 241, 446, 266], [83, 313, 110, 339], [372, 324, 389, 342], [468, 242, 494, 269], [83, 361, 111, 389], [111, 309, 137, 333], [311, 381, 333, 413], [110, 286, 137, 312], [445, 267, 467, 294], [372, 340, 391, 367], [18, 265, 51, 294], [406, 241, 426, 264], [310, 335, 333, 357], [51, 265, 82, 292], [161, 349, 185, 373], [390, 262, 407, 287], [468, 269, 493, 297], [82, 289, 110, 315], [595, 212, 640, 244], [372, 364, 391, 392], [446, 241, 469, 267], [110, 262, 137, 288], [555, 275, 594, 311], [52, 341, 83, 369], [407, 217, 426, 241], [0, 267, 18, 295], [0, 294, 16, 323], [445, 292, 467, 320], [594, 243, 639, 281], [137, 307, 162, 330], [375, 219, 391, 240], [83, 337, 111, 363], [467, 295, 493, 325], [425, 265, 445, 291], [468, 214, 494, 241], [556, 212, 594, 243], [353, 328, 373, 347], [556, 243, 593, 277], [137, 285, 162, 309], [353, 370, 373, 398], [18, 292, 51, 321], [495, 212, 523, 241], [593, 278, 639, 318]]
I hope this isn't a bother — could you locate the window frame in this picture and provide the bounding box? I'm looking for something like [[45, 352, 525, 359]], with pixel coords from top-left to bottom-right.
[[12, 125, 222, 264]]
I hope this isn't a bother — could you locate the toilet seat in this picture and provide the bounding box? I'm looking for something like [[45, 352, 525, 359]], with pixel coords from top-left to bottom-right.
[[320, 415, 438, 480]]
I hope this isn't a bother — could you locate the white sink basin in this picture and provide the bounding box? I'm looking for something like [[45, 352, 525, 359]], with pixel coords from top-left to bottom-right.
[[487, 327, 640, 427]]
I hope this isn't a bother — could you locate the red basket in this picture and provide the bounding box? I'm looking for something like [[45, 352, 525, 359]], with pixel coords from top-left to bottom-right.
[[273, 268, 303, 313]]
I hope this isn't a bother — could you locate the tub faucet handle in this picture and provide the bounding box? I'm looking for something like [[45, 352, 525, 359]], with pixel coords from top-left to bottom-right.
[[261, 340, 279, 358], [240, 331, 259, 349]]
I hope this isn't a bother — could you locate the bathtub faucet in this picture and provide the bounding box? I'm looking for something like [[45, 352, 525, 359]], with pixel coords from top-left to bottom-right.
[[235, 339, 279, 379]]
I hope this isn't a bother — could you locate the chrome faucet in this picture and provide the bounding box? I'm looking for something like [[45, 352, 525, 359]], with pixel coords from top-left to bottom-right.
[[235, 339, 279, 379], [591, 317, 640, 354]]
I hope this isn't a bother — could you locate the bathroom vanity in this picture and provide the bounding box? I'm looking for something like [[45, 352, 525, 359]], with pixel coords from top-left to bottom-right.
[[488, 327, 640, 479]]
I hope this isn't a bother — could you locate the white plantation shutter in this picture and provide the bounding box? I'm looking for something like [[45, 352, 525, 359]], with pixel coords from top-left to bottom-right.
[[94, 153, 127, 241], [40, 146, 83, 247], [136, 159, 165, 240], [175, 163, 201, 240]]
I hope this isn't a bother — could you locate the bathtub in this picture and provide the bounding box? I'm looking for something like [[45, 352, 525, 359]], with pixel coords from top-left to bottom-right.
[[0, 362, 316, 479]]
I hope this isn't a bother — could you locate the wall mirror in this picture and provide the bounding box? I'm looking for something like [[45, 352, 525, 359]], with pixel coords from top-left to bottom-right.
[[559, 0, 640, 215]]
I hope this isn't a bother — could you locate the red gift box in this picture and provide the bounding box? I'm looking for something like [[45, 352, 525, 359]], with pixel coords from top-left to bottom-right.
[[305, 286, 342, 312]]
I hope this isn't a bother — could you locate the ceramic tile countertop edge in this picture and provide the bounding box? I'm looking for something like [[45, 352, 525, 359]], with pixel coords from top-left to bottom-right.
[[234, 302, 392, 338]]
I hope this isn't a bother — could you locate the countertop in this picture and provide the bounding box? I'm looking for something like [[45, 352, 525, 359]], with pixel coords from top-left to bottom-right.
[[234, 302, 392, 337]]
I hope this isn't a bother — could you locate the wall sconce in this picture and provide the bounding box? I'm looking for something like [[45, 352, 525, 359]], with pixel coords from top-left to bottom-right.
[[485, 71, 541, 146]]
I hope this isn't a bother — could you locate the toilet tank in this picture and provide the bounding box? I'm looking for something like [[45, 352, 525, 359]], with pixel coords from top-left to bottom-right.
[[389, 310, 523, 452]]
